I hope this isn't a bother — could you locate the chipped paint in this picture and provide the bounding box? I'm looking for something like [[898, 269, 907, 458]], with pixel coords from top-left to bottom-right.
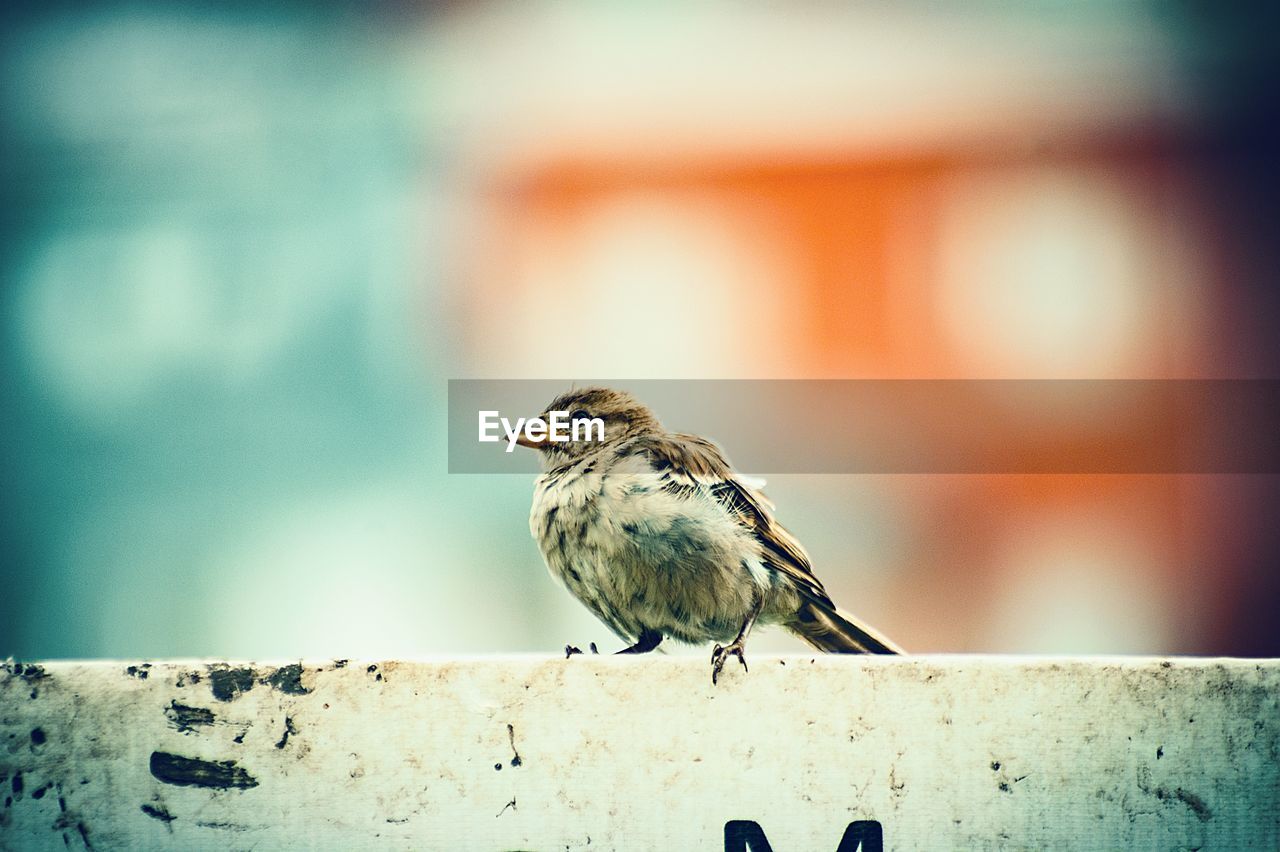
[[206, 666, 257, 702], [149, 752, 258, 790], [3, 662, 48, 684], [506, 724, 523, 768], [0, 658, 1275, 849], [139, 803, 175, 824], [274, 717, 298, 750], [164, 702, 215, 735], [264, 664, 310, 696]]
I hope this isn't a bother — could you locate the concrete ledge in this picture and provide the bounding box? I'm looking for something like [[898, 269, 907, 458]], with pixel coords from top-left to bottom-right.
[[1, 657, 1276, 850]]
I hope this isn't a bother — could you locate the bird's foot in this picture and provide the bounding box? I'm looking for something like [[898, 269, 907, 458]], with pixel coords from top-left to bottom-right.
[[711, 638, 748, 684], [565, 644, 583, 658], [616, 629, 663, 655]]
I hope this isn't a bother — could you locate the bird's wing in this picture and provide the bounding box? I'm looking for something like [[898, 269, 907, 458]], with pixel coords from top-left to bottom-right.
[[631, 433, 833, 605]]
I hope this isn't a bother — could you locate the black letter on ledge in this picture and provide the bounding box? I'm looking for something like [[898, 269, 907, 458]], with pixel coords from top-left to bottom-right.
[[724, 821, 773, 852], [837, 821, 884, 852], [724, 820, 883, 852]]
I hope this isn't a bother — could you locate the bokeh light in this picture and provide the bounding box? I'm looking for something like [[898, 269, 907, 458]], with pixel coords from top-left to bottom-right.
[[1, 2, 1276, 660]]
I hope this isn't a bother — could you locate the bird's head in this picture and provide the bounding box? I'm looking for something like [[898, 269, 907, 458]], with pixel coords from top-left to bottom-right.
[[517, 386, 662, 465]]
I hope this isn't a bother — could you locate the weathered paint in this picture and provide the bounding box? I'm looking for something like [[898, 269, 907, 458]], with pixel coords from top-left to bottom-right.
[[0, 657, 1276, 850]]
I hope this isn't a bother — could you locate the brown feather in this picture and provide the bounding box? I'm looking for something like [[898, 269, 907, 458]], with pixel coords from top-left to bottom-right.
[[789, 601, 903, 654], [633, 433, 864, 620]]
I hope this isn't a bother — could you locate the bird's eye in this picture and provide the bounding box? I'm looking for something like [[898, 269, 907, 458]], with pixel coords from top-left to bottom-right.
[[571, 409, 591, 422]]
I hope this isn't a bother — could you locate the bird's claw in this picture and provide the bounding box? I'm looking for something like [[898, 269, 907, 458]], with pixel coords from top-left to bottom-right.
[[711, 640, 748, 684]]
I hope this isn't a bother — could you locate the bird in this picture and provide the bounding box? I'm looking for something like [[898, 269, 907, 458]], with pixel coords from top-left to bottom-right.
[[517, 386, 902, 683]]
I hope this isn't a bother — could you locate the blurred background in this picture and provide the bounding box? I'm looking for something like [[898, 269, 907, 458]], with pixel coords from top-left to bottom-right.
[[1, 2, 1277, 659]]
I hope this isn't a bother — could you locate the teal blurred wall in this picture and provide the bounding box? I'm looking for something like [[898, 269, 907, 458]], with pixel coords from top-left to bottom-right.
[[0, 3, 542, 658]]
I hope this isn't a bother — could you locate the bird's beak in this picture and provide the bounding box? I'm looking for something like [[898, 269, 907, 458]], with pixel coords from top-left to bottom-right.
[[515, 432, 544, 450], [515, 415, 547, 450]]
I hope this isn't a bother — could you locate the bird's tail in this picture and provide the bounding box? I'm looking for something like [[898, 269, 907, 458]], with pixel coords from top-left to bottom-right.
[[787, 599, 904, 654]]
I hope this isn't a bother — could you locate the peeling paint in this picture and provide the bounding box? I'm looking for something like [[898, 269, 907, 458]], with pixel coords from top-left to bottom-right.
[[175, 671, 203, 688], [207, 666, 257, 702], [141, 803, 176, 823], [165, 701, 216, 734], [264, 664, 310, 696], [4, 662, 49, 684], [149, 752, 259, 790], [195, 820, 251, 831], [274, 717, 298, 750], [1174, 788, 1213, 823], [507, 724, 523, 768]]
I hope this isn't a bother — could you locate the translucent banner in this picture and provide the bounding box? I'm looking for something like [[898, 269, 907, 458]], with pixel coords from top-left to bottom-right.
[[447, 380, 1280, 474]]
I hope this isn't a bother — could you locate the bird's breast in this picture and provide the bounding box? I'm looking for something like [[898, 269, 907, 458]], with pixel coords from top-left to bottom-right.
[[530, 466, 762, 590], [529, 461, 786, 644], [530, 467, 648, 568]]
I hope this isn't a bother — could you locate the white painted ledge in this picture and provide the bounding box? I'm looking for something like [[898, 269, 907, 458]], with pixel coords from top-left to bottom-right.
[[1, 657, 1276, 850]]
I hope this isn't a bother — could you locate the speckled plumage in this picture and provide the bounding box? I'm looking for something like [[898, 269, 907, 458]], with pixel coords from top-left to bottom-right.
[[522, 387, 901, 679]]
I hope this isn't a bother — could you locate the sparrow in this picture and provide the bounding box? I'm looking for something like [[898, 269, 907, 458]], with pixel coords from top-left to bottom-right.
[[517, 387, 902, 683]]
